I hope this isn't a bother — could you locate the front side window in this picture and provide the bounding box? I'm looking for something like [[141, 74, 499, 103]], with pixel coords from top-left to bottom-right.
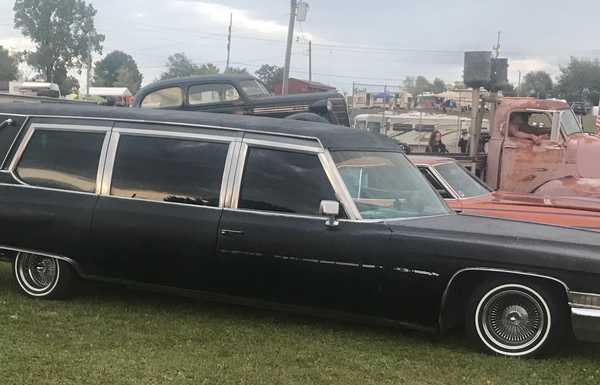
[[417, 166, 453, 199], [110, 135, 229, 207], [333, 151, 450, 220], [433, 162, 490, 198], [188, 84, 240, 105], [15, 129, 105, 193], [238, 79, 270, 98], [560, 109, 583, 136], [141, 87, 183, 109], [238, 147, 337, 215]]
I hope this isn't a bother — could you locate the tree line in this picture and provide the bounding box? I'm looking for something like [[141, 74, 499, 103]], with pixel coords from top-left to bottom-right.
[[0, 0, 599, 105]]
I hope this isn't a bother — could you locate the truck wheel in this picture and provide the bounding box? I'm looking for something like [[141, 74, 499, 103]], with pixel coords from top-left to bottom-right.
[[466, 280, 566, 357], [13, 252, 74, 299]]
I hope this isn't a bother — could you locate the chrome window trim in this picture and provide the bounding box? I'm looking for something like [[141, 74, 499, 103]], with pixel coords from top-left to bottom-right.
[[229, 142, 248, 210], [7, 122, 112, 195], [1, 116, 28, 170], [4, 114, 326, 149], [242, 138, 322, 153], [102, 129, 237, 209], [320, 150, 361, 220], [114, 127, 241, 143], [223, 141, 243, 208], [0, 182, 102, 197], [416, 164, 460, 200]]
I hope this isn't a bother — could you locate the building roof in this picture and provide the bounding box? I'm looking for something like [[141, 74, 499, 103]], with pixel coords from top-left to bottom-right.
[[0, 103, 401, 152], [89, 87, 132, 97], [287, 78, 336, 90]]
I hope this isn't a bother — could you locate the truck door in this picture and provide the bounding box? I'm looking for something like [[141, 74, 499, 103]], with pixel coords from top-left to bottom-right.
[[499, 111, 564, 193]]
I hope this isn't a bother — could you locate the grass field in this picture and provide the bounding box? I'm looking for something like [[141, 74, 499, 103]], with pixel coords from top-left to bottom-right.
[[1, 263, 599, 385]]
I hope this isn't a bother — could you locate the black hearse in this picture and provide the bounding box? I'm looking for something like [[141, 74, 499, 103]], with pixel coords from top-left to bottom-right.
[[132, 74, 350, 126], [0, 104, 599, 358]]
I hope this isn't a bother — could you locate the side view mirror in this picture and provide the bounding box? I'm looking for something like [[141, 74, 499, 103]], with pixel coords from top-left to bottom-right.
[[319, 200, 340, 229]]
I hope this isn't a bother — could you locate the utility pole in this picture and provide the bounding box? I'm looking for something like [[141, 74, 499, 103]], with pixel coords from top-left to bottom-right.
[[517, 70, 522, 96], [282, 0, 297, 95], [225, 13, 232, 72], [308, 40, 312, 82], [493, 30, 501, 58], [86, 53, 92, 96]]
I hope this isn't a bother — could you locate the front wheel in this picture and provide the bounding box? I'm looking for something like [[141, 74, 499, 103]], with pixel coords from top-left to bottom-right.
[[466, 280, 566, 357], [13, 252, 74, 299]]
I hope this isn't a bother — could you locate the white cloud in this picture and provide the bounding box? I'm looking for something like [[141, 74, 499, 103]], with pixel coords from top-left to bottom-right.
[[173, 1, 316, 40], [509, 58, 559, 82], [0, 36, 34, 52]]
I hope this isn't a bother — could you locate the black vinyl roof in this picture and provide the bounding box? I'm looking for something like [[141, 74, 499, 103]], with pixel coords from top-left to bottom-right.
[[0, 103, 401, 151]]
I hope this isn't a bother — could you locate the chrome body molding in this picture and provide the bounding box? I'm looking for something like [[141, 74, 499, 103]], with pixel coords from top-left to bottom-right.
[[252, 105, 309, 114], [571, 307, 600, 342], [0, 245, 83, 275]]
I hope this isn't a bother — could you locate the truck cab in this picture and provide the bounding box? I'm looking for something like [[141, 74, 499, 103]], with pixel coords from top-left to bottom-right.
[[486, 97, 600, 197]]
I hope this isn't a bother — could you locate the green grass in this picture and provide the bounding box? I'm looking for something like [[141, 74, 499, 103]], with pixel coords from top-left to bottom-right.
[[1, 263, 599, 385]]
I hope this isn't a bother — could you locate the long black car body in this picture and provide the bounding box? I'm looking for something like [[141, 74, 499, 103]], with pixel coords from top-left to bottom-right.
[[0, 103, 599, 358], [132, 74, 350, 126]]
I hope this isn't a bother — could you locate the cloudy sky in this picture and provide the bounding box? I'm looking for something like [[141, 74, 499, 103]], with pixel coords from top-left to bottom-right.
[[1, 0, 599, 94]]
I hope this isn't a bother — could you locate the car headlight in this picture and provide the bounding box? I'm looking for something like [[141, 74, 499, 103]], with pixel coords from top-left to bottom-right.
[[570, 292, 600, 309], [327, 99, 333, 112]]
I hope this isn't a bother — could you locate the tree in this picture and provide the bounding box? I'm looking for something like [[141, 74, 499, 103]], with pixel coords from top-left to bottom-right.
[[556, 57, 600, 105], [160, 52, 220, 80], [521, 71, 553, 99], [225, 66, 249, 75], [403, 76, 433, 97], [13, 0, 105, 84], [93, 50, 143, 93], [255, 64, 283, 90], [0, 46, 20, 81], [414, 76, 433, 96], [432, 78, 447, 94]]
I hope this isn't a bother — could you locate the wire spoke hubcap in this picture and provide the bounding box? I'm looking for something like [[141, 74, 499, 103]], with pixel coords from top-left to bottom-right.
[[482, 289, 545, 350], [17, 253, 59, 292]]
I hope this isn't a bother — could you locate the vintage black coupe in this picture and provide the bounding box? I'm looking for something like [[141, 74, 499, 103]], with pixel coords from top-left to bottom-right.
[[132, 74, 350, 126], [0, 103, 599, 358]]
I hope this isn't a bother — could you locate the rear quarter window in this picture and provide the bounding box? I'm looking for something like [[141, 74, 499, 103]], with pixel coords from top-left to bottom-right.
[[140, 87, 183, 109]]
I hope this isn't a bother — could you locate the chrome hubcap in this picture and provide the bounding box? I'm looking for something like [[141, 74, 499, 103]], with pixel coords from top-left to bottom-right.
[[17, 253, 58, 292], [482, 289, 544, 349]]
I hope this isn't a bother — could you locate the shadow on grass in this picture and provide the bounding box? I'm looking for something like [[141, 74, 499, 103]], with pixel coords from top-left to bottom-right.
[[1, 261, 598, 359]]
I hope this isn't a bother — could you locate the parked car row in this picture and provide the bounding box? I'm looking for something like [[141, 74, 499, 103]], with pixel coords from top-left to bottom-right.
[[0, 103, 599, 358]]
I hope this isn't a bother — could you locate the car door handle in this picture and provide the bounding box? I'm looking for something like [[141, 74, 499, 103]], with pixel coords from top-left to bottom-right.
[[220, 229, 245, 236]]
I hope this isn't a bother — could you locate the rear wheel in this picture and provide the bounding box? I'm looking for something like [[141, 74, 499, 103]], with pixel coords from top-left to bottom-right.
[[466, 280, 566, 357], [13, 252, 74, 299]]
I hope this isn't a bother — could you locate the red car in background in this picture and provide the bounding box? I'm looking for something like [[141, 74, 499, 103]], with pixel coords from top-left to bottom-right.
[[410, 155, 600, 231]]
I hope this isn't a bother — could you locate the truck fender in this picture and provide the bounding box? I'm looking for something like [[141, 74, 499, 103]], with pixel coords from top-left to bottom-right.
[[285, 112, 329, 123], [532, 176, 600, 199]]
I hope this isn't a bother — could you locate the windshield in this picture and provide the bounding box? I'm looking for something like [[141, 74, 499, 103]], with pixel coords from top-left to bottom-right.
[[239, 79, 271, 97], [434, 162, 490, 198], [332, 151, 451, 220], [560, 109, 583, 136]]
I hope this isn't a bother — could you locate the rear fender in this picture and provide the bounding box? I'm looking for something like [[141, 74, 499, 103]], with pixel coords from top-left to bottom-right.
[[532, 176, 600, 199]]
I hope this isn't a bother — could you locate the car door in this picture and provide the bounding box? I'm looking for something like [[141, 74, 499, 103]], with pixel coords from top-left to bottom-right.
[[87, 123, 241, 289], [216, 136, 392, 315], [0, 118, 111, 263]]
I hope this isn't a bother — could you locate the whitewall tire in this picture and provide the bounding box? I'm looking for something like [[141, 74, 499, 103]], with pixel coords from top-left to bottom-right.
[[13, 252, 74, 299], [466, 280, 566, 358]]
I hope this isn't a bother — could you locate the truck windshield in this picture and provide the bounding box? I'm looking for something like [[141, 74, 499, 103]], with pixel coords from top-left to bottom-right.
[[239, 80, 271, 98], [332, 151, 451, 220], [560, 109, 583, 136], [434, 162, 491, 198]]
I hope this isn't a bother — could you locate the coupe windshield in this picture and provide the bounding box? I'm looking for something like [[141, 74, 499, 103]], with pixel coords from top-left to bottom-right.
[[239, 79, 271, 98], [332, 151, 451, 220], [434, 162, 491, 198], [560, 109, 583, 136]]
